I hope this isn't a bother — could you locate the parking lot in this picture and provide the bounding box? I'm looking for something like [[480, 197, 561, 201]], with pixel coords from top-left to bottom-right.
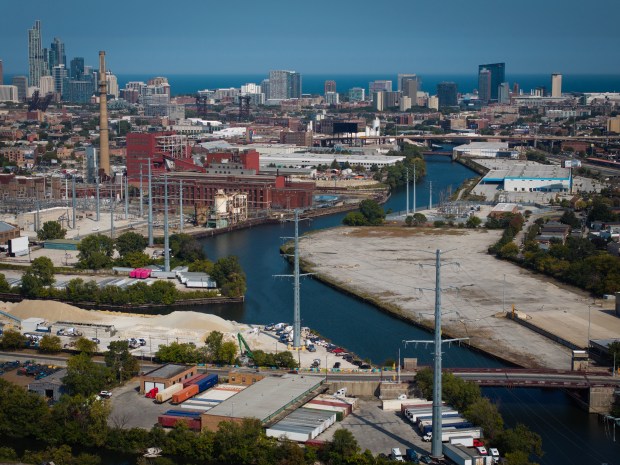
[[108, 378, 175, 429], [316, 399, 431, 457]]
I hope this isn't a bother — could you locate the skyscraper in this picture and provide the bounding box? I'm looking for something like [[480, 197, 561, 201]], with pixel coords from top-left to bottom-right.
[[369, 80, 392, 94], [397, 74, 417, 92], [28, 20, 47, 87], [498, 82, 511, 104], [324, 80, 336, 95], [478, 68, 492, 104], [478, 62, 505, 101], [39, 75, 54, 95], [551, 73, 562, 98], [49, 37, 66, 70], [70, 57, 85, 79], [268, 70, 301, 99], [437, 82, 458, 108], [12, 76, 28, 101]]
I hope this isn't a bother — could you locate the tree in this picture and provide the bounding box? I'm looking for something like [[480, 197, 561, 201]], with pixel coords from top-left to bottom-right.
[[495, 423, 543, 459], [205, 331, 223, 361], [115, 232, 148, 257], [37, 221, 67, 240], [359, 199, 385, 225], [20, 271, 43, 297], [342, 211, 368, 226], [211, 256, 246, 297], [464, 397, 504, 440], [74, 337, 98, 354], [188, 259, 214, 274], [323, 428, 360, 464], [116, 251, 151, 268], [105, 341, 140, 383], [0, 273, 9, 293], [39, 334, 62, 353], [169, 233, 206, 262], [466, 216, 482, 228], [217, 341, 238, 365], [560, 210, 581, 229], [63, 353, 111, 396], [0, 328, 26, 350], [0, 379, 51, 440], [30, 256, 55, 286], [405, 215, 414, 227], [77, 234, 114, 270], [608, 341, 620, 364], [411, 212, 427, 226]]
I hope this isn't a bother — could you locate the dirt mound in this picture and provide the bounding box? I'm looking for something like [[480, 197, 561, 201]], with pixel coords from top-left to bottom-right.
[[7, 300, 104, 323]]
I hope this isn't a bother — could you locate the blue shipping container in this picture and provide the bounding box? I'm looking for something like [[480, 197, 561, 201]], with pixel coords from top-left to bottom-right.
[[165, 410, 202, 418], [192, 373, 218, 393]]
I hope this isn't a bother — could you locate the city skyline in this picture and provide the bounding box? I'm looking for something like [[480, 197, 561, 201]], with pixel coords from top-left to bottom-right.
[[0, 0, 619, 75]]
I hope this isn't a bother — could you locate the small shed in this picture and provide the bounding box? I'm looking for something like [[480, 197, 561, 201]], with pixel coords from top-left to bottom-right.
[[139, 364, 197, 394], [28, 369, 67, 402]]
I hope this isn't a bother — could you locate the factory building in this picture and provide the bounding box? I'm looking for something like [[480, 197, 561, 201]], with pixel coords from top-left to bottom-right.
[[28, 369, 67, 402], [126, 131, 190, 182], [258, 152, 404, 169], [139, 364, 197, 394], [201, 374, 323, 431], [453, 142, 519, 159], [481, 164, 571, 192]]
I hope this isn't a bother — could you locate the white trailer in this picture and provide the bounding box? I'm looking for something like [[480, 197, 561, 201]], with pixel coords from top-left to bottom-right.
[[423, 427, 482, 442], [155, 383, 183, 403]]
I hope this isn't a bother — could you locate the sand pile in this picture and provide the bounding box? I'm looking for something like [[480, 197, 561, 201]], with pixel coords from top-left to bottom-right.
[[6, 300, 106, 323], [152, 311, 239, 333]]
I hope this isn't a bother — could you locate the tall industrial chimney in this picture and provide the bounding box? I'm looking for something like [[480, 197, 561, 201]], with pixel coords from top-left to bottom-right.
[[98, 51, 110, 176]]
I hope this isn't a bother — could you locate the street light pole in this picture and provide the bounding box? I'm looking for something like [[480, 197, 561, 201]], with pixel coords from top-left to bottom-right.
[[587, 305, 592, 350], [502, 274, 506, 312]]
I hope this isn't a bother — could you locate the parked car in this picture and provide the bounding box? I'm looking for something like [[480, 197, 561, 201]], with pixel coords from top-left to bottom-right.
[[98, 390, 112, 399], [91, 338, 100, 344], [333, 362, 341, 369]]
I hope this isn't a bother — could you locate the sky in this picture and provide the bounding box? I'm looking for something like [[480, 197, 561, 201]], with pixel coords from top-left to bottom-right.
[[1, 0, 619, 75]]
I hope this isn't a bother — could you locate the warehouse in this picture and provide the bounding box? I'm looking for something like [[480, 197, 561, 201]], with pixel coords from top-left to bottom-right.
[[28, 369, 67, 402], [258, 152, 405, 169], [480, 164, 571, 192], [140, 364, 197, 394], [453, 142, 519, 159], [201, 374, 323, 431], [266, 407, 336, 442]]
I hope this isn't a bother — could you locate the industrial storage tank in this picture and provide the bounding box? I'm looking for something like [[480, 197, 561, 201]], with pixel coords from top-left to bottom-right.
[[214, 190, 228, 214]]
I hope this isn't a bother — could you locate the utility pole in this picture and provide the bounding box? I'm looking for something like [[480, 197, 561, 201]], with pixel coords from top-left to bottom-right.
[[406, 167, 409, 216], [95, 176, 100, 222], [124, 172, 129, 220], [413, 162, 417, 215], [139, 165, 144, 218], [429, 181, 433, 210], [148, 162, 153, 247], [164, 174, 170, 273], [72, 177, 76, 229], [110, 190, 115, 239], [179, 179, 183, 233], [403, 249, 468, 460], [274, 210, 312, 350]]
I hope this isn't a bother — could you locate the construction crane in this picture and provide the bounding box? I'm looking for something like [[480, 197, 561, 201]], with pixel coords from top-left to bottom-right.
[[237, 333, 254, 358], [27, 90, 53, 112]]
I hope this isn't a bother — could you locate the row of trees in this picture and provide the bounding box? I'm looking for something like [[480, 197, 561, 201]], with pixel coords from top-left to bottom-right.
[[343, 199, 386, 226], [375, 146, 427, 190], [415, 368, 543, 465]]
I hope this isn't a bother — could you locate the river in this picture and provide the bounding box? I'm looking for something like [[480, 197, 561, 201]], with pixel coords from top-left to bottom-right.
[[200, 155, 619, 465]]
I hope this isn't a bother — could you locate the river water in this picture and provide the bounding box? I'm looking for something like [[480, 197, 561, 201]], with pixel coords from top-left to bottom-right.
[[200, 155, 619, 465]]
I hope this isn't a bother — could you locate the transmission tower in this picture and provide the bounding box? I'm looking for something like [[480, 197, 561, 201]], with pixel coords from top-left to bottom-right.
[[403, 249, 468, 460]]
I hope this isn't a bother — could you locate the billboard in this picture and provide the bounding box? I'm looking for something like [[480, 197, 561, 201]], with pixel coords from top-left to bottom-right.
[[8, 236, 29, 257], [332, 122, 358, 134], [563, 160, 582, 168]]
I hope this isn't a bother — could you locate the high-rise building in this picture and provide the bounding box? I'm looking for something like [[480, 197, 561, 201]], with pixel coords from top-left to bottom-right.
[[86, 146, 98, 183], [404, 78, 418, 102], [260, 79, 270, 100], [70, 57, 85, 79], [106, 72, 119, 99], [0, 85, 19, 103], [437, 82, 458, 108], [12, 76, 28, 101], [39, 75, 54, 95], [369, 80, 392, 94], [64, 80, 94, 103], [0, 59, 3, 85], [478, 68, 492, 104], [49, 37, 66, 70], [325, 92, 339, 105], [324, 80, 336, 95], [498, 82, 511, 104], [385, 91, 400, 108], [478, 62, 505, 101], [28, 20, 47, 87], [397, 74, 418, 93], [551, 73, 562, 98], [373, 91, 385, 111], [52, 65, 67, 97], [268, 70, 301, 99], [348, 87, 365, 102]]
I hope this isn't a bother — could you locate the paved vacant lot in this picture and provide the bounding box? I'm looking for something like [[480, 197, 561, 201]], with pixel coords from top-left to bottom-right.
[[300, 227, 620, 369], [317, 399, 430, 456], [108, 379, 172, 429]]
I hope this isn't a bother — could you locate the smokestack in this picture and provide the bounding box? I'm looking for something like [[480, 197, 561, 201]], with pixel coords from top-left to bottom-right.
[[98, 51, 110, 176]]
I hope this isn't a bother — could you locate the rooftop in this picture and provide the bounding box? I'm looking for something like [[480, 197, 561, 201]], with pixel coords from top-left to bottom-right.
[[142, 363, 191, 379], [203, 374, 323, 422], [454, 141, 509, 151]]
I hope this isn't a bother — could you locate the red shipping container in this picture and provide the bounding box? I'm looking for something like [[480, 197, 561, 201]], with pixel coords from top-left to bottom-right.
[[171, 384, 199, 404], [158, 415, 201, 431], [183, 373, 207, 388]]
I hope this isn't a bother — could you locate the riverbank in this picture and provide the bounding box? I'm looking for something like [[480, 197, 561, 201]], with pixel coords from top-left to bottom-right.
[[296, 226, 620, 370]]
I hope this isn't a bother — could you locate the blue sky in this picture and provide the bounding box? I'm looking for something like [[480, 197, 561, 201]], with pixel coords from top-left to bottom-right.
[[1, 0, 619, 75]]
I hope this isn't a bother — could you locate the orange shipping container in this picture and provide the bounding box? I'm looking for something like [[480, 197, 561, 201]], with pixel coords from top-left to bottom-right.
[[171, 384, 199, 404]]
